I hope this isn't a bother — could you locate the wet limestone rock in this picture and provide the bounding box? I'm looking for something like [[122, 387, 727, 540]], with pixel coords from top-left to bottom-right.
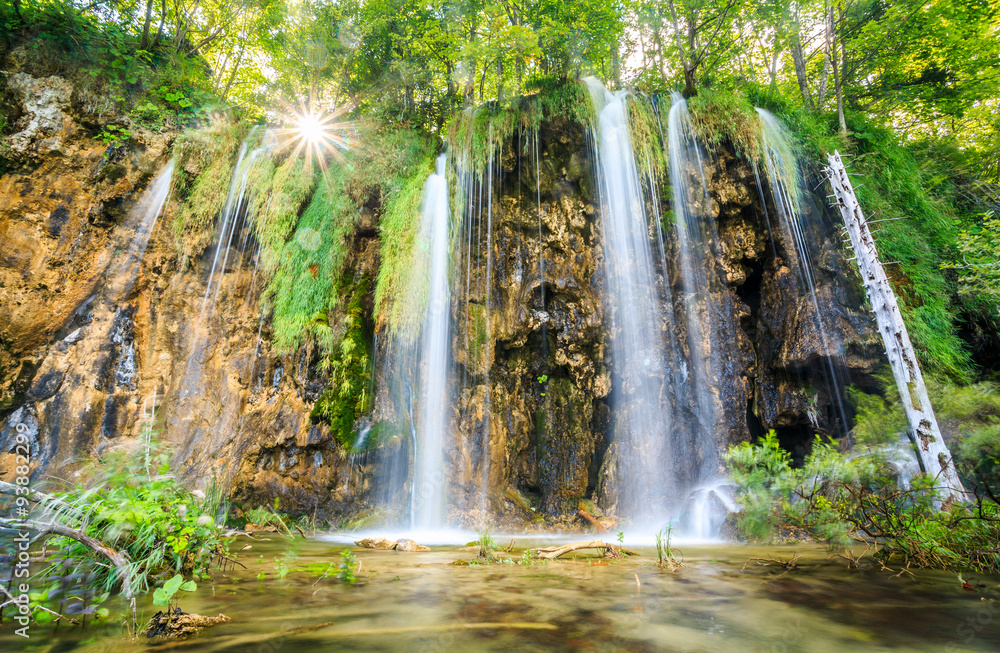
[[537, 377, 594, 514], [355, 537, 396, 550], [5, 73, 74, 155]]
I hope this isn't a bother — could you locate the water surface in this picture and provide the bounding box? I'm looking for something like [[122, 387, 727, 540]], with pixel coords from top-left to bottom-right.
[[3, 537, 998, 652]]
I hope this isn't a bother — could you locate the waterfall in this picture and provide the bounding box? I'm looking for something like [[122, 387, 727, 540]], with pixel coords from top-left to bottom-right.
[[665, 91, 733, 540], [585, 78, 675, 530], [756, 109, 850, 432], [409, 153, 452, 530], [200, 128, 270, 322], [105, 161, 174, 301]]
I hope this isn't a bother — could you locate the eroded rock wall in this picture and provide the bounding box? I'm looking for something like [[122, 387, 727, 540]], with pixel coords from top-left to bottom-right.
[[1, 72, 880, 526]]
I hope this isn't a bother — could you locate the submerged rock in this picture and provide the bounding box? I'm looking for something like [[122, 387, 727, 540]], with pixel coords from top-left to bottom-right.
[[353, 537, 430, 552]]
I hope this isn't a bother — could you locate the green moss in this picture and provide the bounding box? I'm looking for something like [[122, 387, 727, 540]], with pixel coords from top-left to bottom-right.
[[357, 420, 407, 454], [248, 155, 317, 272], [686, 88, 763, 163], [169, 120, 253, 256], [627, 96, 668, 180], [265, 177, 355, 353], [374, 156, 436, 335], [310, 279, 373, 447], [464, 303, 489, 372], [261, 127, 432, 354]]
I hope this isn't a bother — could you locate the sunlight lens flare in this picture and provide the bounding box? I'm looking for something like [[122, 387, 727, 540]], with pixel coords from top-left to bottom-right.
[[276, 104, 359, 172], [295, 112, 328, 145]]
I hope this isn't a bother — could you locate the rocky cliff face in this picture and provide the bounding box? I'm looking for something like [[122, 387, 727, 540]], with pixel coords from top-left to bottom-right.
[[1, 72, 879, 526]]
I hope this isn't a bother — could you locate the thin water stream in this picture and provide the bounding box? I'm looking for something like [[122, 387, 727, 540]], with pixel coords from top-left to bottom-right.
[[4, 537, 996, 652]]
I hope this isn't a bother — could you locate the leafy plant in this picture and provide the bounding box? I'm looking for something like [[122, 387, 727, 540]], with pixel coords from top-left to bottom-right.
[[94, 125, 131, 147], [35, 434, 227, 596], [152, 574, 197, 613], [724, 431, 1000, 573], [337, 549, 358, 584]]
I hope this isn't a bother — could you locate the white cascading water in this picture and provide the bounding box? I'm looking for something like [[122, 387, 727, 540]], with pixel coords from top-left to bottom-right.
[[104, 161, 175, 301], [665, 91, 733, 540], [585, 78, 675, 531], [409, 153, 452, 530], [755, 109, 850, 430], [200, 127, 272, 321]]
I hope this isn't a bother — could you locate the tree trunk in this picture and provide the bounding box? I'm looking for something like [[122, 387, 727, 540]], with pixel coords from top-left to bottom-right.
[[683, 67, 697, 97], [829, 7, 846, 135], [220, 44, 245, 102], [825, 151, 966, 502], [140, 0, 155, 49], [792, 9, 812, 109], [666, 0, 694, 93], [153, 0, 167, 48], [464, 25, 477, 103], [496, 55, 504, 102]]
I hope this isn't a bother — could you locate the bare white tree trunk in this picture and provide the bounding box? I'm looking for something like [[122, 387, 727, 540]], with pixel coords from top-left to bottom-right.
[[825, 151, 966, 501]]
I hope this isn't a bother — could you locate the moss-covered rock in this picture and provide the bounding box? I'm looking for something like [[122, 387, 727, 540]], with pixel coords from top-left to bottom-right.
[[537, 377, 594, 514]]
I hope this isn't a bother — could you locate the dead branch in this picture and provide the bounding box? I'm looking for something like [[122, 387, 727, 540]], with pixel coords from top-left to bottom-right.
[[0, 518, 134, 599], [577, 509, 606, 532], [742, 554, 802, 572], [530, 541, 638, 560]]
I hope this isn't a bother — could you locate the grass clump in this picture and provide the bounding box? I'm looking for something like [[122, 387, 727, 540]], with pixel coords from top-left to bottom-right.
[[265, 177, 357, 353], [373, 154, 436, 334], [628, 96, 668, 180], [447, 77, 594, 176], [248, 154, 318, 269], [170, 119, 253, 256], [686, 87, 763, 163], [261, 127, 432, 355]]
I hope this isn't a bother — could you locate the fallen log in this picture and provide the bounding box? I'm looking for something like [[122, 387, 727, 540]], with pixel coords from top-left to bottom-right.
[[530, 540, 638, 560], [1, 482, 139, 631]]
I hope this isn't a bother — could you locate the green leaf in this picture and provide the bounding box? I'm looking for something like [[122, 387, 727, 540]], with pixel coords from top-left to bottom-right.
[[179, 580, 197, 592], [153, 588, 169, 606], [34, 609, 56, 624], [163, 574, 183, 595]]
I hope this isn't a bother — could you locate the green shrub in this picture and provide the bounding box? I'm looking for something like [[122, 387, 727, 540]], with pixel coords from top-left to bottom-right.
[[724, 431, 1000, 573]]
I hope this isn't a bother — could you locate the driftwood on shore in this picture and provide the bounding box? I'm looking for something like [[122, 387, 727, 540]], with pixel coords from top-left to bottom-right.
[[530, 541, 638, 560]]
